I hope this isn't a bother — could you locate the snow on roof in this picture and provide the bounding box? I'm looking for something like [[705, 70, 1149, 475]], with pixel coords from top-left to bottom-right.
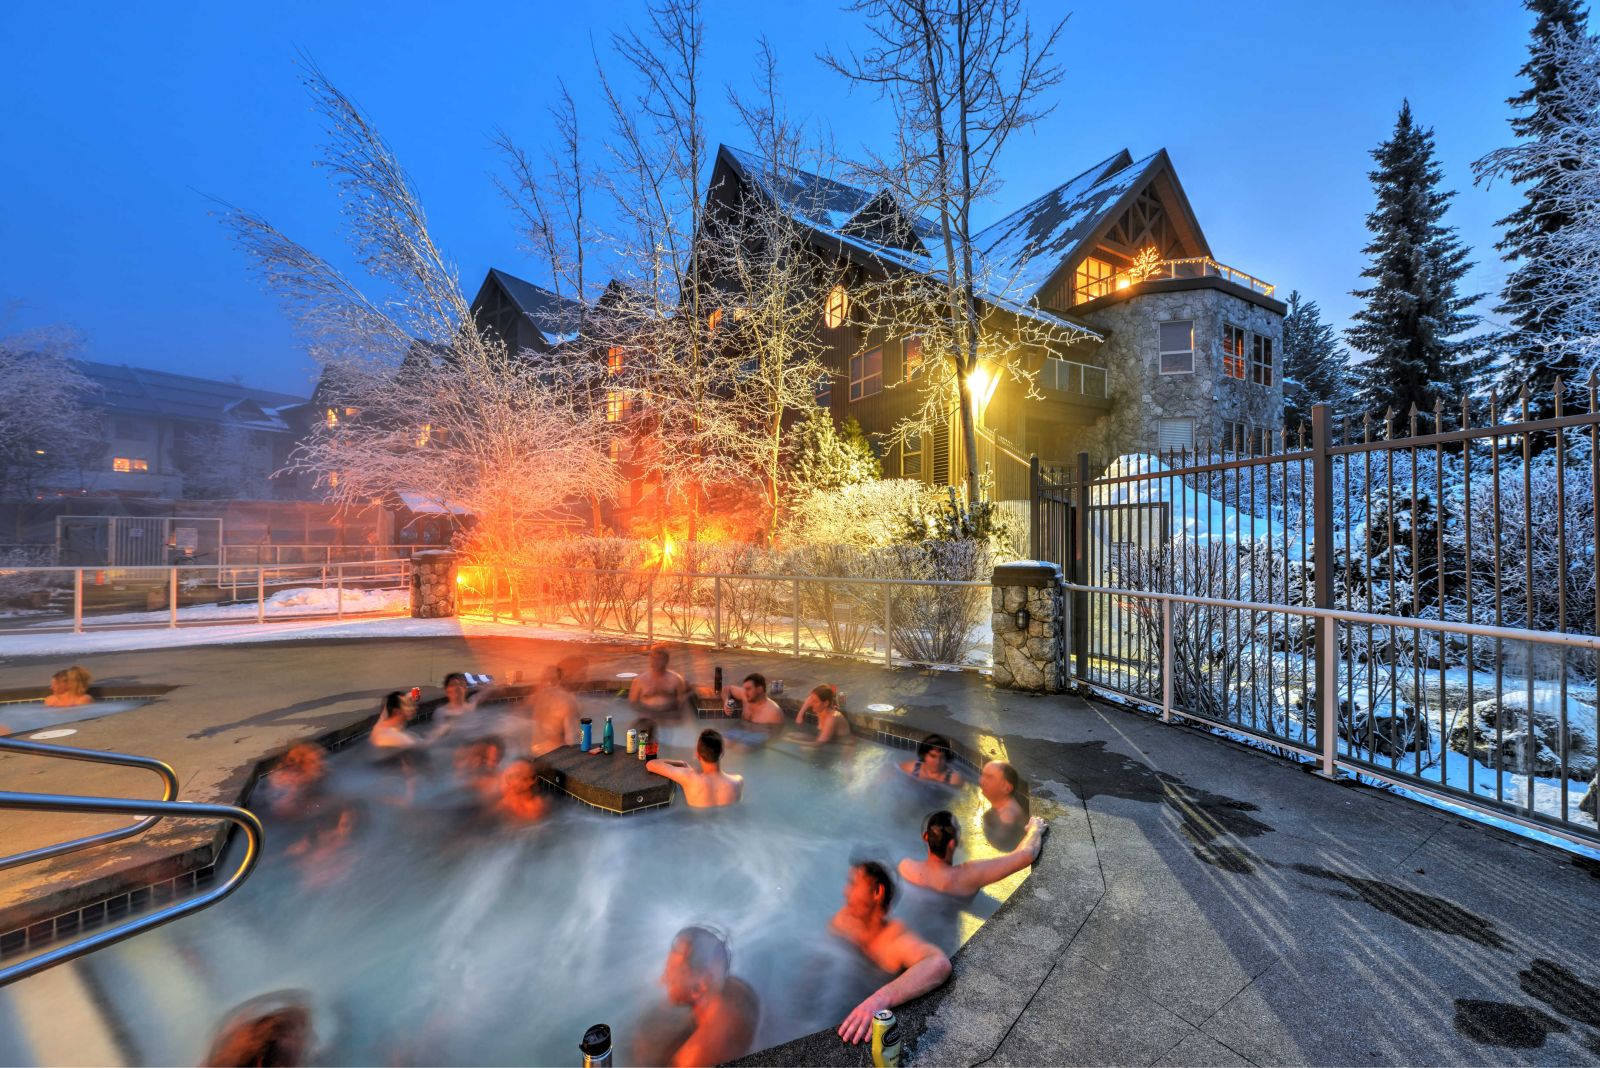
[[973, 150, 1161, 300], [395, 489, 473, 516], [717, 143, 1120, 338], [487, 268, 586, 341]]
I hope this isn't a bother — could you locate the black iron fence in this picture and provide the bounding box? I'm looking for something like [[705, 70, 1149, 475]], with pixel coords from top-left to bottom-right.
[[1033, 384, 1600, 847]]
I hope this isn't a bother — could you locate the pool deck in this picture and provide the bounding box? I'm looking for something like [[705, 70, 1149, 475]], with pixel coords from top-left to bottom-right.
[[3, 631, 1600, 1065]]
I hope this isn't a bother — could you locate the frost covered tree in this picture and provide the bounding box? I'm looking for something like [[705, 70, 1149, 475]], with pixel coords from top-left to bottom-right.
[[1474, 0, 1592, 413], [177, 422, 276, 500], [825, 0, 1085, 504], [219, 63, 620, 571], [1347, 101, 1484, 422], [1281, 291, 1352, 429], [1476, 18, 1600, 398], [0, 324, 102, 499], [789, 409, 881, 493]]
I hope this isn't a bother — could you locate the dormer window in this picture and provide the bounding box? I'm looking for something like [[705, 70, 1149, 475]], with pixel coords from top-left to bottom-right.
[[824, 285, 851, 329], [1072, 256, 1116, 304]]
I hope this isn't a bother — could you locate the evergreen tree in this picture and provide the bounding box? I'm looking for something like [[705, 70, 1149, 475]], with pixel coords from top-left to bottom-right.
[[1280, 290, 1352, 430], [1487, 0, 1591, 413], [789, 409, 881, 492], [1347, 102, 1483, 422]]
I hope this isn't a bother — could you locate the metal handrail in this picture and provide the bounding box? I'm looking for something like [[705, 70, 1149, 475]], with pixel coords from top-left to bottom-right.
[[0, 793, 262, 986], [0, 738, 180, 871]]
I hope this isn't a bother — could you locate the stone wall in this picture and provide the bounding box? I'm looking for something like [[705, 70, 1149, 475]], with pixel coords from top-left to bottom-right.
[[1077, 283, 1284, 463], [410, 550, 459, 619], [990, 561, 1065, 693]]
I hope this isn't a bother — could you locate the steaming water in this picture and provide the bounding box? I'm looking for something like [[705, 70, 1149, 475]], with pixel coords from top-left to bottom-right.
[[64, 696, 1023, 1066], [0, 698, 149, 736]]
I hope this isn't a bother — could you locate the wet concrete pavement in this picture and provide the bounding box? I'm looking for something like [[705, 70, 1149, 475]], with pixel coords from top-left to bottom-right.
[[3, 629, 1599, 1065]]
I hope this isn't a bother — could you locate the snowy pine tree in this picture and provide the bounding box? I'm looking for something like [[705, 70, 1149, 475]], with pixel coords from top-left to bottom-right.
[[789, 409, 881, 493], [1281, 290, 1352, 430], [1483, 0, 1591, 413], [1347, 102, 1483, 422]]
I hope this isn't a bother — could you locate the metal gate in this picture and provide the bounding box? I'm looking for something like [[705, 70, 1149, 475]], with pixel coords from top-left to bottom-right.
[[54, 517, 224, 568]]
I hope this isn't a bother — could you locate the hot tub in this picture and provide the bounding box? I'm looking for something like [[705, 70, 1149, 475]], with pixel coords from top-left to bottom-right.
[[1, 692, 1027, 1065]]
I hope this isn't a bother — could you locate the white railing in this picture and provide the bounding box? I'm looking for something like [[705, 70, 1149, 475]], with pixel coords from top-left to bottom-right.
[[457, 566, 992, 672], [0, 560, 412, 634], [1035, 358, 1109, 398], [1075, 256, 1276, 304]]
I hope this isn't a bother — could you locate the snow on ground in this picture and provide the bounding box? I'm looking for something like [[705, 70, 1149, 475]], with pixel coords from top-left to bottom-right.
[[1095, 454, 1305, 556], [0, 615, 599, 661], [31, 586, 412, 629]]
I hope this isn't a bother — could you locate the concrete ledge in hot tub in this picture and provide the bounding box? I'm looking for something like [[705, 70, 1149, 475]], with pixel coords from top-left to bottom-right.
[[536, 745, 675, 814]]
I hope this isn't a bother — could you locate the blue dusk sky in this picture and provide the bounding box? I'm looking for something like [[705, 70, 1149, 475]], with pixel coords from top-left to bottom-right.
[[0, 0, 1538, 395]]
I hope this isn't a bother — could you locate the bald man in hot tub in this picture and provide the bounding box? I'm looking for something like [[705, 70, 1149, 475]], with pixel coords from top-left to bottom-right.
[[629, 646, 691, 719]]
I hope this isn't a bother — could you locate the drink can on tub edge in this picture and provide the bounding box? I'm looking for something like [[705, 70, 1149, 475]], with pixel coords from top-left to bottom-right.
[[871, 1008, 901, 1067], [626, 728, 637, 754]]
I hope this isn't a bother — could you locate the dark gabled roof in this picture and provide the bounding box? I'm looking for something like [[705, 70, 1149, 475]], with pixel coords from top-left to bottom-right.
[[73, 360, 308, 431], [715, 143, 1105, 338], [482, 267, 586, 344]]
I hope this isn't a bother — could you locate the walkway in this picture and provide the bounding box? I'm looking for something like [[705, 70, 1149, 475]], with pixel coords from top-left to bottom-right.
[[2, 627, 1598, 1065]]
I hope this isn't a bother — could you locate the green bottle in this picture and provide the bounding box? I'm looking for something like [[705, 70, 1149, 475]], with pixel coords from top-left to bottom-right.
[[602, 715, 614, 754]]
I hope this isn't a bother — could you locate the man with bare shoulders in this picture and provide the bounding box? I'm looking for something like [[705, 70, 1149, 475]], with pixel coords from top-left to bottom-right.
[[899, 811, 1047, 900], [630, 646, 691, 718], [979, 760, 1028, 849], [647, 729, 743, 808], [529, 665, 581, 755], [636, 925, 761, 1067], [721, 673, 783, 726], [830, 860, 952, 1044]]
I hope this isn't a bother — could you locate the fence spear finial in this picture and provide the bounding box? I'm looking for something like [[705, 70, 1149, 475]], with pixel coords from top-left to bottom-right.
[[1553, 376, 1565, 418], [1407, 403, 1419, 438], [1433, 397, 1445, 433]]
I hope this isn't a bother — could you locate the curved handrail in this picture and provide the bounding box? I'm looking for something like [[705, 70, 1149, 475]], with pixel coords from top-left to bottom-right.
[[0, 793, 263, 986], [0, 737, 181, 872]]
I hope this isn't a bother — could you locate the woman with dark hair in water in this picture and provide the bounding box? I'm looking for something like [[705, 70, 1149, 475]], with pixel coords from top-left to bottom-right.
[[793, 684, 850, 746], [370, 691, 424, 751], [898, 734, 962, 786]]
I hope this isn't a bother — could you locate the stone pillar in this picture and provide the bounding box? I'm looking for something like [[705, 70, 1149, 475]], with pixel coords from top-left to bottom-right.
[[410, 550, 459, 619], [990, 561, 1065, 693]]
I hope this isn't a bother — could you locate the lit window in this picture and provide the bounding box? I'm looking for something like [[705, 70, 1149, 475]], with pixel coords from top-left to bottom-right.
[[902, 434, 924, 478], [325, 408, 339, 428], [824, 285, 850, 329], [1158, 321, 1194, 375], [416, 424, 432, 447], [1222, 324, 1247, 380], [903, 336, 923, 380], [329, 472, 340, 488], [112, 457, 149, 473], [848, 347, 883, 401], [1072, 256, 1116, 304], [815, 373, 833, 408], [132, 459, 149, 472], [607, 347, 624, 376], [707, 308, 723, 333], [1251, 335, 1273, 386], [607, 392, 626, 423], [344, 407, 360, 417]]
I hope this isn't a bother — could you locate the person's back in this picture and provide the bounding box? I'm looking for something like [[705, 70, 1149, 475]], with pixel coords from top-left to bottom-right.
[[648, 728, 743, 808], [898, 811, 1047, 900]]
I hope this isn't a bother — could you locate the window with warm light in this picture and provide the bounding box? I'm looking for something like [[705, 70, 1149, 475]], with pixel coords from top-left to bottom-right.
[[344, 407, 360, 417], [329, 472, 340, 488], [707, 308, 723, 333], [416, 424, 432, 447], [849, 347, 883, 401], [902, 336, 923, 380], [1072, 257, 1116, 304], [901, 434, 923, 478], [607, 393, 626, 423], [607, 347, 624, 376], [112, 457, 149, 473], [824, 285, 850, 329], [1158, 321, 1194, 374], [1251, 335, 1273, 386], [1222, 324, 1247, 380], [325, 408, 339, 428]]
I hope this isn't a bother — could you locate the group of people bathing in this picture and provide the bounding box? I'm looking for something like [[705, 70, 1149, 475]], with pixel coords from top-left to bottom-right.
[[253, 645, 1046, 1066]]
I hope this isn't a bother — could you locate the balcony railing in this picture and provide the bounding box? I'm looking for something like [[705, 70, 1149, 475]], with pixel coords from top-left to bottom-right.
[[1036, 357, 1109, 399], [1073, 257, 1276, 305]]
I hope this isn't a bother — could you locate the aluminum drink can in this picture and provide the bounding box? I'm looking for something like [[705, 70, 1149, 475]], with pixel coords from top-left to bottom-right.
[[626, 728, 637, 754], [870, 1009, 901, 1067]]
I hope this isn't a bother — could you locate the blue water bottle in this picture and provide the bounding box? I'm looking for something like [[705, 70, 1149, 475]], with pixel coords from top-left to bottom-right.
[[602, 715, 615, 755], [580, 717, 593, 751]]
